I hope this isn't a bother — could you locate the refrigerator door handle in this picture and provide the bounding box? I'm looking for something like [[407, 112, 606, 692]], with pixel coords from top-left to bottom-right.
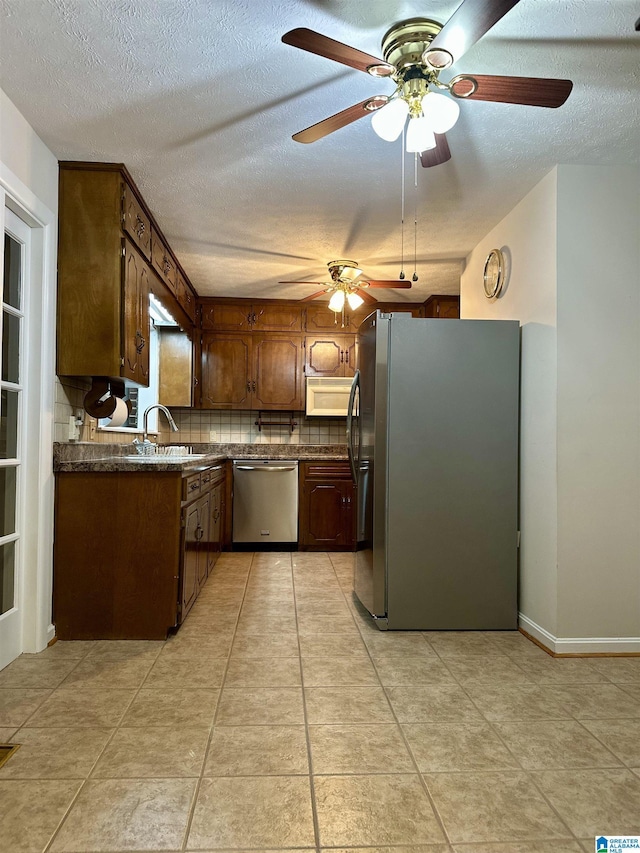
[[346, 368, 360, 484]]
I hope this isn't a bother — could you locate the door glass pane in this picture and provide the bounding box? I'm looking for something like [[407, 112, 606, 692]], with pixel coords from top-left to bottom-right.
[[0, 389, 19, 458], [0, 467, 17, 536], [0, 541, 15, 615], [2, 311, 20, 383], [3, 233, 21, 310]]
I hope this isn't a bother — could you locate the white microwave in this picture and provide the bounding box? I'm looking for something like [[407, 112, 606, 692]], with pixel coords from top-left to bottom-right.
[[306, 376, 354, 417]]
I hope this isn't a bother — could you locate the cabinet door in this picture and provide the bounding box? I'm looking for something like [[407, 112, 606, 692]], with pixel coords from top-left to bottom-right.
[[305, 304, 346, 332], [201, 301, 252, 332], [197, 493, 210, 589], [305, 334, 356, 377], [121, 181, 151, 261], [176, 272, 197, 324], [158, 327, 192, 407], [181, 502, 200, 620], [207, 482, 223, 574], [122, 239, 150, 385], [301, 479, 353, 549], [150, 228, 177, 296], [252, 334, 304, 410], [200, 332, 252, 409], [305, 335, 345, 377], [252, 304, 303, 332], [423, 296, 459, 318]]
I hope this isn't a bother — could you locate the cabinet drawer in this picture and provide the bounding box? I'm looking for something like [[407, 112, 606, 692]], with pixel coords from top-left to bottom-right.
[[151, 228, 177, 295], [183, 472, 201, 501], [121, 182, 151, 261], [177, 272, 196, 324], [304, 462, 351, 479]]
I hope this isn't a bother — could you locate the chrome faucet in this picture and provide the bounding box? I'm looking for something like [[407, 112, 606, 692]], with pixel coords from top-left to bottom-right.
[[142, 404, 179, 443]]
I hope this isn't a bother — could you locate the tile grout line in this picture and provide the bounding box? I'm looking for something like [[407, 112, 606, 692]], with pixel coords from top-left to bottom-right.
[[179, 553, 252, 853], [40, 642, 165, 853]]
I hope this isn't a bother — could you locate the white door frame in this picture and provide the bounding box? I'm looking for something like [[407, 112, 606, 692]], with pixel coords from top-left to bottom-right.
[[0, 160, 57, 665]]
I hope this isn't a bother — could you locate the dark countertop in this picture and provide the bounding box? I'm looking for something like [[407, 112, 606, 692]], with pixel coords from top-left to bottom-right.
[[54, 442, 348, 473]]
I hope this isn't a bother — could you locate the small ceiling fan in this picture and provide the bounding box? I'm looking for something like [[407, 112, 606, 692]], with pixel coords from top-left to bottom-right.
[[282, 0, 573, 166], [280, 259, 411, 312]]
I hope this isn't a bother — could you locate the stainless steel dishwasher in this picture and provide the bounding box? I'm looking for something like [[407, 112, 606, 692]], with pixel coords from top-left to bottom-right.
[[232, 460, 299, 544]]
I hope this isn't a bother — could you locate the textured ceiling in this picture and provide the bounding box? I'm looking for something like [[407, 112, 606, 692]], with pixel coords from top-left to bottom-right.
[[1, 0, 638, 302]]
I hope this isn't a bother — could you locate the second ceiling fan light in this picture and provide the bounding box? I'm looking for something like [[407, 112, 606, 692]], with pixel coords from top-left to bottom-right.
[[371, 92, 460, 152]]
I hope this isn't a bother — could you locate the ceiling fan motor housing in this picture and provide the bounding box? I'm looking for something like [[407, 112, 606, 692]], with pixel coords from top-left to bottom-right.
[[381, 18, 443, 71]]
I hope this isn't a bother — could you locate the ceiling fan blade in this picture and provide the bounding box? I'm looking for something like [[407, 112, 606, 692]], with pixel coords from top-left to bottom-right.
[[278, 280, 326, 285], [421, 134, 451, 168], [298, 288, 333, 302], [428, 0, 522, 65], [282, 28, 394, 75], [451, 74, 573, 107], [363, 280, 413, 288], [354, 287, 378, 304], [292, 97, 382, 143]]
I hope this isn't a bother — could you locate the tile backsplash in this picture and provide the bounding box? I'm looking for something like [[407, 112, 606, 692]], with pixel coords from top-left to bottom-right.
[[55, 378, 346, 446]]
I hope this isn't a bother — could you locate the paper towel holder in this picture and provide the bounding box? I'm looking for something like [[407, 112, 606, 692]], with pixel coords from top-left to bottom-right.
[[83, 378, 132, 420]]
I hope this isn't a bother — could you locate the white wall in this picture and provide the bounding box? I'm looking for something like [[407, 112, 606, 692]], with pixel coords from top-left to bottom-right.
[[461, 164, 640, 651], [461, 168, 560, 638], [0, 88, 58, 655], [556, 165, 640, 641]]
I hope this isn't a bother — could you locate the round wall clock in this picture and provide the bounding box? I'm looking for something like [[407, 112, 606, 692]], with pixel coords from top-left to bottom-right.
[[483, 248, 505, 299]]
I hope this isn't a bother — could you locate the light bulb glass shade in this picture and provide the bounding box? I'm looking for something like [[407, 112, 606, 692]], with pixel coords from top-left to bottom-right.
[[406, 117, 436, 153], [328, 289, 345, 312], [371, 98, 409, 142], [341, 266, 363, 281], [346, 291, 364, 310], [421, 92, 460, 134]]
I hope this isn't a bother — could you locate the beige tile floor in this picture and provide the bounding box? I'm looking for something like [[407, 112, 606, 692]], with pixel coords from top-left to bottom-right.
[[1, 550, 640, 852]]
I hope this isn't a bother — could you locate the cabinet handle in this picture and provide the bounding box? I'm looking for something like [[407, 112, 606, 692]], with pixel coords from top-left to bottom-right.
[[345, 350, 350, 363], [135, 215, 146, 238], [213, 509, 220, 521], [340, 350, 344, 363], [189, 482, 199, 492], [195, 525, 204, 541], [252, 380, 257, 393], [162, 256, 172, 276], [135, 330, 146, 353], [247, 313, 253, 325], [246, 380, 252, 393]]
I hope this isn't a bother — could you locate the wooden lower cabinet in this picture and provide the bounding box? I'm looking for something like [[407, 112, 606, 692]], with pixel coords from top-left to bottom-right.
[[299, 462, 355, 551], [54, 464, 227, 639]]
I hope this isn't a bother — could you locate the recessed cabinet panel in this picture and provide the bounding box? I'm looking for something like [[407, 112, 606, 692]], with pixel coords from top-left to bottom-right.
[[305, 334, 356, 377], [122, 239, 150, 385], [252, 304, 303, 332]]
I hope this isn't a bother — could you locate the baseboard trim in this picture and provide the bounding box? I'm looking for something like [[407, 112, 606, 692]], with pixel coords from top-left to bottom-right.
[[518, 613, 640, 656]]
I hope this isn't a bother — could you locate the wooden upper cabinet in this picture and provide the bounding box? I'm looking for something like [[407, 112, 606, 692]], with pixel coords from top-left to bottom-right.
[[151, 227, 177, 296], [121, 181, 151, 261], [158, 327, 193, 407], [305, 303, 363, 333], [200, 332, 252, 409], [252, 334, 304, 410], [252, 303, 303, 332], [57, 162, 197, 385], [176, 272, 197, 324], [305, 334, 356, 377], [201, 301, 252, 332], [200, 300, 303, 333], [199, 332, 304, 411], [423, 295, 460, 319]]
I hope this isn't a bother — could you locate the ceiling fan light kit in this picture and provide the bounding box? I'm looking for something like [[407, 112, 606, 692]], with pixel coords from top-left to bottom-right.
[[282, 0, 573, 165]]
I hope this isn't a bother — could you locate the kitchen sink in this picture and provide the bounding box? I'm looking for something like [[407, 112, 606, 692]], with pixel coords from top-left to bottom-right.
[[123, 454, 207, 462]]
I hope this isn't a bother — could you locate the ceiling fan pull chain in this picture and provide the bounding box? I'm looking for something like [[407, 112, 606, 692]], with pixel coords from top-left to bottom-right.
[[399, 126, 406, 280], [413, 153, 419, 282]]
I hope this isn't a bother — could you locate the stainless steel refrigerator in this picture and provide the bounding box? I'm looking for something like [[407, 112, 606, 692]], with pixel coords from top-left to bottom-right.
[[347, 312, 520, 630]]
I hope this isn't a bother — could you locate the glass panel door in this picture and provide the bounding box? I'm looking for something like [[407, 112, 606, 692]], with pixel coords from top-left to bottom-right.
[[0, 208, 28, 664]]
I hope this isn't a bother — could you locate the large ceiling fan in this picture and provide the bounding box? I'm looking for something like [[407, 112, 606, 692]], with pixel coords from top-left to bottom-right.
[[280, 259, 411, 312], [282, 0, 573, 166]]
